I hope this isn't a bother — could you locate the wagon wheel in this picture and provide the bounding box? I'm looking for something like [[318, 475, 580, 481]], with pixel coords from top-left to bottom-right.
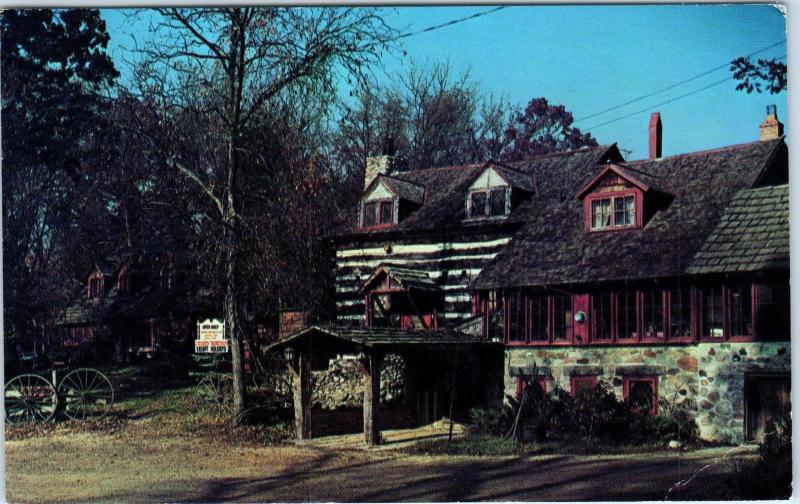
[[57, 368, 114, 420], [194, 372, 234, 415], [4, 374, 58, 424]]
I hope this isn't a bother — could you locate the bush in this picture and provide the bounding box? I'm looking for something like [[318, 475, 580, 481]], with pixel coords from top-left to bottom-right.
[[467, 406, 510, 436], [410, 435, 521, 456]]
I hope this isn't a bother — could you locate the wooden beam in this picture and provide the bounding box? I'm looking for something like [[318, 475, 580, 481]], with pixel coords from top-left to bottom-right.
[[360, 352, 382, 447], [287, 353, 312, 440]]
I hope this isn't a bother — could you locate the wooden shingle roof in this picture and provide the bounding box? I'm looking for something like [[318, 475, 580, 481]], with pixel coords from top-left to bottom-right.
[[472, 138, 787, 289], [686, 184, 789, 274], [337, 145, 620, 238]]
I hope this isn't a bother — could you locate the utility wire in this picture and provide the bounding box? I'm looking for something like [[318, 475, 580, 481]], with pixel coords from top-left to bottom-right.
[[574, 39, 786, 124], [394, 6, 508, 41], [585, 54, 786, 132]]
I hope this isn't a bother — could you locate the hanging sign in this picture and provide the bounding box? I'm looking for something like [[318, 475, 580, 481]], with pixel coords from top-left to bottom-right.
[[195, 318, 229, 353]]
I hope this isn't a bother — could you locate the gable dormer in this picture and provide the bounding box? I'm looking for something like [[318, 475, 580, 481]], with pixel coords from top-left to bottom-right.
[[466, 163, 534, 220], [359, 174, 424, 230], [577, 164, 672, 232], [86, 262, 116, 299]]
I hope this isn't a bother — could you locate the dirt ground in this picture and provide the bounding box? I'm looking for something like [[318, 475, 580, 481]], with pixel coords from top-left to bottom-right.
[[3, 367, 757, 502], [6, 429, 754, 503]]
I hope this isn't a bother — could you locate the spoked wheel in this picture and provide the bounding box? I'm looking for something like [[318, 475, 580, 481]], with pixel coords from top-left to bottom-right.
[[57, 368, 115, 420], [194, 372, 234, 415], [4, 374, 58, 424]]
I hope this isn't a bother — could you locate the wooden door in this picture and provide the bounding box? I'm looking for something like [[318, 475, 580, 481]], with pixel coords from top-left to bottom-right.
[[745, 374, 790, 442], [573, 294, 590, 345]]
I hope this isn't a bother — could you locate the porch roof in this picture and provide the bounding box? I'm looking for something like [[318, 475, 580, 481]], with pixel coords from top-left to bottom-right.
[[262, 325, 499, 353]]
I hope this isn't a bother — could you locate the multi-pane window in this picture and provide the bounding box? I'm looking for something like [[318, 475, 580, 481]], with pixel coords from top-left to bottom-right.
[[702, 285, 725, 338], [363, 202, 377, 227], [668, 287, 692, 339], [489, 188, 507, 216], [469, 188, 508, 219], [380, 201, 393, 224], [362, 200, 393, 228], [591, 293, 612, 341], [570, 375, 598, 398], [507, 291, 525, 343], [642, 289, 665, 339], [617, 291, 638, 340], [552, 294, 573, 342], [729, 285, 753, 338], [530, 295, 548, 342], [590, 195, 635, 230], [470, 191, 487, 218], [88, 278, 102, 298], [625, 376, 658, 415]]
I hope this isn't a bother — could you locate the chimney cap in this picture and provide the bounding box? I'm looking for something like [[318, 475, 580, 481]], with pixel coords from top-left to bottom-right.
[[649, 112, 661, 127], [382, 136, 396, 156], [767, 104, 778, 117]]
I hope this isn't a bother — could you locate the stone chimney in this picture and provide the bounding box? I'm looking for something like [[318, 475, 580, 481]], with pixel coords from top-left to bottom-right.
[[648, 112, 662, 160], [364, 136, 405, 190], [759, 105, 784, 141]]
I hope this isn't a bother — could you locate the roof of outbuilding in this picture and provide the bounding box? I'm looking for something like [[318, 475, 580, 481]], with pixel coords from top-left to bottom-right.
[[686, 184, 789, 274], [358, 265, 439, 294], [471, 138, 786, 289]]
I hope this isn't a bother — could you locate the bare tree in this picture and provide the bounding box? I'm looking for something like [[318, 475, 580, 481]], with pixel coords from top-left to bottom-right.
[[127, 7, 395, 417]]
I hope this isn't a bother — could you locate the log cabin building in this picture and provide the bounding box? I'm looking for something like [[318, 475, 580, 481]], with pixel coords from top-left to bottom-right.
[[331, 108, 790, 444], [55, 252, 214, 362]]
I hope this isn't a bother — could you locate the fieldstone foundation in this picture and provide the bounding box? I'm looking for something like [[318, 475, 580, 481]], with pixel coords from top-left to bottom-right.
[[505, 342, 790, 443]]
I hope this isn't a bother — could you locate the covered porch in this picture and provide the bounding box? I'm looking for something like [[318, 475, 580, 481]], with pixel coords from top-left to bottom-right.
[[262, 325, 504, 447]]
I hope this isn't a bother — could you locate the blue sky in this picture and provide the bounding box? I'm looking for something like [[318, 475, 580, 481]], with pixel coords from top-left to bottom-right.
[[101, 5, 787, 161]]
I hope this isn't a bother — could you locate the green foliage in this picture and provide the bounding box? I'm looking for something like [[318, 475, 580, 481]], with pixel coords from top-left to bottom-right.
[[409, 435, 522, 457], [467, 406, 510, 436]]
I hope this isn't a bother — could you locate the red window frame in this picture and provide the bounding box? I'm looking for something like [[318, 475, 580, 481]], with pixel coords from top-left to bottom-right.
[[727, 284, 755, 342], [623, 375, 659, 415], [615, 291, 640, 343], [640, 288, 667, 341], [666, 286, 694, 342], [584, 189, 642, 232], [570, 375, 599, 398], [88, 277, 103, 298], [515, 375, 547, 399], [589, 292, 613, 344]]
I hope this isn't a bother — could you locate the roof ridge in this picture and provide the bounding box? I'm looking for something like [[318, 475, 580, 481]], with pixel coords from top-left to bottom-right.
[[624, 138, 782, 165], [400, 144, 613, 174], [380, 173, 425, 189]]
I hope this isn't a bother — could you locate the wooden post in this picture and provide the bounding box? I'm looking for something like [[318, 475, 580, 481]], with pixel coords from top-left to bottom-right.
[[287, 352, 312, 440], [361, 352, 382, 447]]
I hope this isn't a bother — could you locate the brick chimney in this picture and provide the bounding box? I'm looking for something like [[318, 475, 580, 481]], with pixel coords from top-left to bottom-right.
[[364, 136, 405, 190], [759, 105, 784, 141], [648, 112, 662, 160]]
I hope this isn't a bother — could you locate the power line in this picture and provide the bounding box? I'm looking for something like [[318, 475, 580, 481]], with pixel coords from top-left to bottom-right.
[[585, 55, 786, 132], [394, 6, 508, 41], [574, 39, 786, 124]]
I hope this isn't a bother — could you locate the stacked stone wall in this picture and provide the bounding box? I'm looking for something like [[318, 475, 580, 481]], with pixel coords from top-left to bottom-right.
[[504, 342, 790, 443]]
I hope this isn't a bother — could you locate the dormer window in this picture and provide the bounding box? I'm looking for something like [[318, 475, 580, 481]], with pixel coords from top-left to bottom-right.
[[578, 163, 671, 233], [363, 200, 394, 228], [469, 188, 507, 218], [590, 194, 635, 230], [360, 174, 423, 230], [466, 163, 532, 221]]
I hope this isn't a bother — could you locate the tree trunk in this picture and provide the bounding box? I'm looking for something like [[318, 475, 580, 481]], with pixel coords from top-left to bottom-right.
[[225, 217, 246, 417]]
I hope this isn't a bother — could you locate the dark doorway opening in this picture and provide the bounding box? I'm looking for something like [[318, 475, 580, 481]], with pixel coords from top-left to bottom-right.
[[745, 373, 790, 442]]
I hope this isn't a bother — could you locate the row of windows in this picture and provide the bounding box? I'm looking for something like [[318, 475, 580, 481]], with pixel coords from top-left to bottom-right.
[[515, 375, 658, 415], [499, 281, 788, 345]]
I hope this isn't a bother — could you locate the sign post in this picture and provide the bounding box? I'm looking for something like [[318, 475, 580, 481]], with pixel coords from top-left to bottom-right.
[[195, 318, 229, 353]]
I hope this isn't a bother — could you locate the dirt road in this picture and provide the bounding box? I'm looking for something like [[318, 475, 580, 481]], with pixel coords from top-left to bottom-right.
[[6, 431, 748, 502]]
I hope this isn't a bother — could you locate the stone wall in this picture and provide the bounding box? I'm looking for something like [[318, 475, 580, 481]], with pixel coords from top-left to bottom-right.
[[504, 342, 790, 443]]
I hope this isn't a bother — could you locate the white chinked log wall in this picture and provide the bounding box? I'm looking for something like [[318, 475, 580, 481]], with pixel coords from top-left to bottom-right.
[[335, 235, 510, 324]]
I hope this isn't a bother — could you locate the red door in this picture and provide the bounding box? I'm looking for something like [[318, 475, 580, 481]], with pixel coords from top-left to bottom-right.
[[573, 294, 589, 345]]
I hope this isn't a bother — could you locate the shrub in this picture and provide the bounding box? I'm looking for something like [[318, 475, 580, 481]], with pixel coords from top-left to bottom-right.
[[467, 406, 510, 436]]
